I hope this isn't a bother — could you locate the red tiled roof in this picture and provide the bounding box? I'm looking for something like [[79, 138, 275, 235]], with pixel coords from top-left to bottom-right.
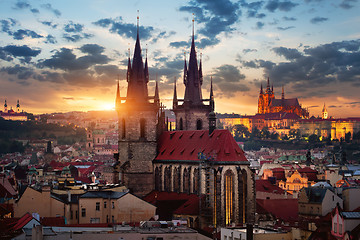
[[257, 198, 298, 222], [12, 212, 39, 230], [156, 130, 248, 163], [256, 180, 285, 194], [143, 191, 201, 216]]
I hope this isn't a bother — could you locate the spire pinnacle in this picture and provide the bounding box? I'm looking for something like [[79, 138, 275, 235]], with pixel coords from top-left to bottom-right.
[[192, 13, 195, 39], [137, 10, 139, 35], [154, 76, 159, 105], [266, 76, 270, 93], [260, 83, 263, 94], [282, 85, 284, 99], [210, 76, 214, 111], [173, 77, 178, 109], [115, 77, 121, 110]]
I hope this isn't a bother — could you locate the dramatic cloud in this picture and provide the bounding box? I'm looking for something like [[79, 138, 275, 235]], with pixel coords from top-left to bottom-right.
[[93, 17, 155, 40], [211, 64, 249, 97], [39, 44, 110, 71], [40, 21, 58, 28], [239, 1, 266, 18], [45, 34, 57, 44], [0, 45, 40, 63], [62, 21, 93, 42], [265, 0, 299, 12], [310, 17, 328, 24], [241, 40, 360, 89], [339, 0, 357, 9], [0, 18, 17, 33], [41, 3, 61, 17], [12, 29, 43, 40], [179, 0, 241, 48]]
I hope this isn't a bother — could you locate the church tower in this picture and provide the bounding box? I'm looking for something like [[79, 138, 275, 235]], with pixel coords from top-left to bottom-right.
[[322, 103, 328, 119], [16, 100, 20, 113], [258, 77, 274, 114], [172, 19, 214, 130], [115, 16, 164, 196], [4, 99, 8, 112]]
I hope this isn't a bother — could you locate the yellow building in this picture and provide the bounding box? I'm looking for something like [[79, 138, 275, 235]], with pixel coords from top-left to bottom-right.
[[278, 170, 315, 195], [78, 191, 156, 224]]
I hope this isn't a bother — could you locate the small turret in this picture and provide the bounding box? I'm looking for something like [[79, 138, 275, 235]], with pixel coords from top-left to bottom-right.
[[16, 100, 20, 113], [209, 111, 216, 135], [210, 76, 214, 111], [4, 99, 8, 112], [260, 84, 263, 94], [154, 79, 159, 106], [282, 85, 285, 100], [115, 80, 121, 111]]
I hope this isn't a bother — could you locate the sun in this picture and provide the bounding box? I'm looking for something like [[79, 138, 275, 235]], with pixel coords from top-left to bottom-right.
[[101, 103, 115, 111]]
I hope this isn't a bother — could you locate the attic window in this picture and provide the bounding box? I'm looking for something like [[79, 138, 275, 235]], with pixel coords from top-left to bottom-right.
[[170, 132, 176, 139], [180, 149, 185, 155], [200, 132, 204, 138], [190, 148, 195, 155], [170, 149, 175, 155], [161, 149, 166, 155], [190, 132, 195, 138], [179, 133, 183, 139]]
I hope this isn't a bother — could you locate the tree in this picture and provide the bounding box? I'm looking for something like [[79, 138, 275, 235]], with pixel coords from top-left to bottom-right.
[[250, 127, 261, 139], [233, 124, 250, 140], [261, 127, 270, 139], [289, 129, 300, 139], [270, 132, 279, 140], [345, 132, 351, 143], [308, 134, 320, 144]]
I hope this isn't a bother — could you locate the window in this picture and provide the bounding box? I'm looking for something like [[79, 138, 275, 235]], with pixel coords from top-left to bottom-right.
[[225, 170, 234, 225], [334, 222, 337, 233], [179, 118, 183, 130], [112, 215, 114, 223], [112, 202, 115, 209], [140, 118, 146, 139], [339, 224, 342, 235], [106, 215, 109, 223], [70, 210, 73, 220], [104, 201, 107, 209], [81, 208, 86, 217], [96, 202, 100, 211], [75, 210, 78, 219], [196, 119, 202, 130], [90, 218, 100, 223]]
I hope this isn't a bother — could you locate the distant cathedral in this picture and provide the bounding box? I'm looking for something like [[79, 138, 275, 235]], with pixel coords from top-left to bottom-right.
[[114, 18, 255, 228], [258, 78, 309, 118]]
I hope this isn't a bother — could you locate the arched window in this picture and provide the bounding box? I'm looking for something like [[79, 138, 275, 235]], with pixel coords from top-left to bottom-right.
[[122, 118, 126, 139], [164, 166, 171, 192], [155, 167, 161, 191], [140, 118, 146, 139], [183, 168, 190, 193], [193, 168, 199, 194], [179, 118, 183, 130], [238, 169, 248, 224], [174, 167, 181, 193], [196, 119, 202, 130], [225, 169, 235, 225]]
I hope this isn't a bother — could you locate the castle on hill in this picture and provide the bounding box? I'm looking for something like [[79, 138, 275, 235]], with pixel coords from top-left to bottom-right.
[[258, 78, 309, 119], [0, 99, 27, 121]]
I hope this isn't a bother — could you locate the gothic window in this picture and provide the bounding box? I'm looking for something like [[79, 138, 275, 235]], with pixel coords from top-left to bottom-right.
[[183, 168, 190, 193], [174, 167, 181, 193], [225, 169, 235, 225], [164, 166, 171, 192], [179, 118, 183, 130], [122, 118, 126, 139], [140, 118, 146, 139], [238, 169, 248, 224], [196, 119, 202, 130], [155, 167, 161, 191], [193, 168, 199, 194]]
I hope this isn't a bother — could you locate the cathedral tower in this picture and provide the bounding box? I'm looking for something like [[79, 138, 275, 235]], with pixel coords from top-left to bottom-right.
[[172, 19, 214, 131], [322, 103, 328, 119], [115, 17, 164, 196]]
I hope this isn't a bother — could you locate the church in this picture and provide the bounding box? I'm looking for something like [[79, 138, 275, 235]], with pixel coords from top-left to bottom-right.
[[258, 78, 309, 118], [114, 20, 255, 228]]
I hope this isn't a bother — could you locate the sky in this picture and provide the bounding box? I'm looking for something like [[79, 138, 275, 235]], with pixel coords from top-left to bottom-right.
[[0, 0, 359, 117]]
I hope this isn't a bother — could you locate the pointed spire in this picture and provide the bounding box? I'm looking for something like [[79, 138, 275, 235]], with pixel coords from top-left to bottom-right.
[[260, 83, 263, 94], [271, 84, 274, 93], [282, 85, 285, 99], [173, 77, 178, 109], [183, 51, 187, 85], [199, 52, 203, 85], [4, 99, 7, 107], [144, 47, 149, 83], [210, 76, 214, 111], [154, 75, 159, 105], [266, 76, 270, 93], [184, 15, 203, 105], [115, 78, 121, 111]]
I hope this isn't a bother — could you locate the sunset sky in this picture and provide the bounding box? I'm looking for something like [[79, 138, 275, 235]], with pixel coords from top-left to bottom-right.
[[0, 0, 359, 117]]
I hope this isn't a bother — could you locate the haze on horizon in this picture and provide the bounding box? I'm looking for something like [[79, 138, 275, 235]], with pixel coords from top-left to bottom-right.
[[0, 0, 359, 118]]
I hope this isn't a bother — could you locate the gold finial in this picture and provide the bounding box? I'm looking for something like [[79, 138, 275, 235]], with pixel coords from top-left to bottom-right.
[[128, 43, 130, 58], [192, 13, 195, 37], [137, 10, 139, 33]]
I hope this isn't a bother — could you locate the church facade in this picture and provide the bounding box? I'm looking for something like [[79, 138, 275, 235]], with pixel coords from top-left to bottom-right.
[[258, 78, 309, 118], [115, 21, 255, 228]]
